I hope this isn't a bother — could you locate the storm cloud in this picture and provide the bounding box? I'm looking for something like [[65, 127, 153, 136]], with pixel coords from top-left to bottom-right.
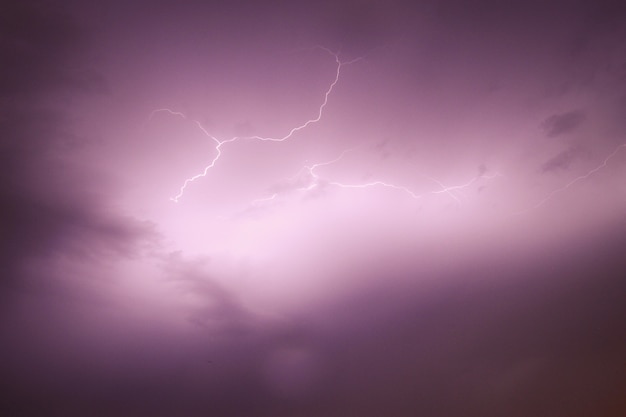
[[542, 110, 586, 138], [1, 1, 625, 416]]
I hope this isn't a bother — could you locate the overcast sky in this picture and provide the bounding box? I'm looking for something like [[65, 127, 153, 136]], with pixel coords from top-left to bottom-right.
[[1, 1, 625, 416]]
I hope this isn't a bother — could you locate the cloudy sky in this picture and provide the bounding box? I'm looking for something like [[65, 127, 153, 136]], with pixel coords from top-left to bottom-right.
[[1, 1, 625, 416]]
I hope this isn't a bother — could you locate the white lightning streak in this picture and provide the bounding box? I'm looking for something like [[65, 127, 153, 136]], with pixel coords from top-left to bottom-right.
[[301, 150, 425, 199], [248, 150, 501, 207], [151, 47, 348, 202], [424, 174, 502, 203], [325, 174, 501, 202], [326, 180, 424, 199]]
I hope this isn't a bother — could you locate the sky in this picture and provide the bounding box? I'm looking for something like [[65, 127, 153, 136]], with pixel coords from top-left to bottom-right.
[[1, 0, 625, 416]]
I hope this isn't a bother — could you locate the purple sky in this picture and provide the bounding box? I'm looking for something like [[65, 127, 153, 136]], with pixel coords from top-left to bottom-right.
[[1, 1, 625, 416]]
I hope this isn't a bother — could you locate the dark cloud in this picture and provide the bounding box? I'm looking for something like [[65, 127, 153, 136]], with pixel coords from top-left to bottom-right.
[[542, 110, 586, 137], [161, 253, 255, 334], [0, 2, 154, 290], [0, 2, 107, 97], [299, 229, 626, 417], [1, 228, 624, 417], [540, 146, 586, 172]]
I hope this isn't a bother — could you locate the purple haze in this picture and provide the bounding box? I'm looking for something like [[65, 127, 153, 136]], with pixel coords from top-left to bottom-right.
[[1, 1, 625, 416]]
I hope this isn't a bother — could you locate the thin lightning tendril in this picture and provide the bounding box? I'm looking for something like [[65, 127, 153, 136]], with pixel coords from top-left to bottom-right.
[[513, 143, 626, 215], [249, 149, 502, 208], [321, 169, 499, 203]]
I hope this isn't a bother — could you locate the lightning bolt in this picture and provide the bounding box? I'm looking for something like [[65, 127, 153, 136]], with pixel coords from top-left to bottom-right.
[[150, 47, 352, 202], [514, 143, 626, 215], [151, 46, 619, 216], [324, 169, 500, 203], [149, 109, 239, 202], [249, 149, 502, 209]]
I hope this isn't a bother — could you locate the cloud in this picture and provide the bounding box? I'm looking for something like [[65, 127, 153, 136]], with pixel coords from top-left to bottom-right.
[[0, 2, 107, 97], [160, 252, 256, 334], [2, 228, 624, 417], [0, 1, 154, 291], [540, 146, 586, 172], [542, 110, 586, 137]]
